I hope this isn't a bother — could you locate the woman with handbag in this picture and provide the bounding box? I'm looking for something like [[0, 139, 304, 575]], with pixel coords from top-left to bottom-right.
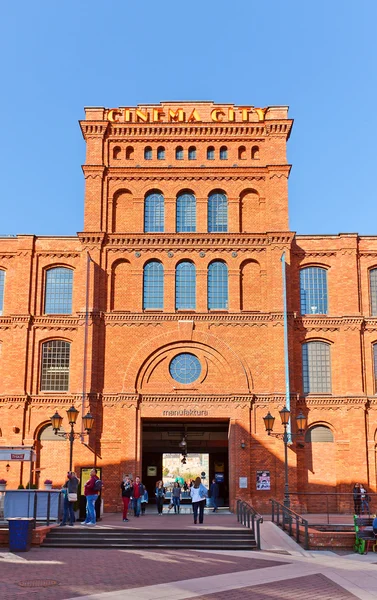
[[155, 480, 166, 515], [60, 471, 79, 526], [190, 476, 208, 524]]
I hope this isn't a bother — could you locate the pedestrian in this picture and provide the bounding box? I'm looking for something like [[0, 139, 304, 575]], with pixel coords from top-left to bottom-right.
[[120, 474, 132, 522], [60, 471, 79, 526], [141, 487, 149, 515], [183, 481, 188, 492], [82, 468, 100, 526], [172, 481, 181, 514], [155, 480, 166, 515], [360, 485, 370, 514], [132, 476, 145, 518], [209, 478, 219, 512], [190, 476, 208, 524], [353, 483, 361, 515], [373, 515, 377, 536]]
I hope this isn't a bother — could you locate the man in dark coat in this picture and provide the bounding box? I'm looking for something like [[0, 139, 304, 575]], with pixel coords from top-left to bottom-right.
[[209, 478, 219, 512]]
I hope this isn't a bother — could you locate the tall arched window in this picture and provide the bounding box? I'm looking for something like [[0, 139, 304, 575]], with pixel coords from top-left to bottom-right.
[[220, 146, 228, 160], [373, 343, 377, 393], [188, 146, 196, 160], [208, 192, 228, 232], [302, 341, 331, 394], [144, 192, 164, 232], [41, 340, 71, 391], [207, 146, 215, 160], [208, 261, 228, 310], [0, 270, 4, 316], [176, 146, 184, 160], [157, 146, 165, 160], [300, 267, 328, 315], [125, 146, 134, 160], [113, 146, 121, 159], [176, 262, 196, 310], [45, 267, 73, 314], [370, 269, 377, 316], [238, 146, 246, 159], [143, 261, 164, 310], [144, 146, 152, 160], [176, 193, 196, 232]]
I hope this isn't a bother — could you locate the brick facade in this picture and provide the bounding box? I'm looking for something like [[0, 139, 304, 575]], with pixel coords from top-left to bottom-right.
[[0, 102, 376, 512]]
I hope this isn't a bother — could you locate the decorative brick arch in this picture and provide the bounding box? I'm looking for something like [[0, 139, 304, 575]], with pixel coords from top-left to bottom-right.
[[122, 326, 252, 393]]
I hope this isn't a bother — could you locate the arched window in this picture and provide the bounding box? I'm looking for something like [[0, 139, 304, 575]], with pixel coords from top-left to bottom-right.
[[111, 260, 131, 311], [143, 261, 164, 310], [370, 269, 377, 316], [238, 146, 246, 160], [157, 146, 165, 160], [125, 146, 134, 160], [176, 262, 196, 310], [176, 146, 184, 160], [41, 340, 70, 391], [208, 261, 228, 310], [144, 192, 164, 232], [305, 425, 334, 443], [144, 146, 152, 160], [45, 267, 73, 314], [300, 267, 328, 315], [113, 146, 121, 159], [188, 146, 196, 160], [220, 146, 228, 160], [208, 192, 228, 232], [176, 193, 196, 232], [207, 146, 215, 160], [251, 146, 259, 159], [0, 270, 5, 316], [373, 343, 377, 393], [302, 341, 331, 394]]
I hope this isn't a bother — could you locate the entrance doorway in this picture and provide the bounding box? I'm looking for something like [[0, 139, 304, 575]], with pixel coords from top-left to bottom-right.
[[142, 420, 229, 507]]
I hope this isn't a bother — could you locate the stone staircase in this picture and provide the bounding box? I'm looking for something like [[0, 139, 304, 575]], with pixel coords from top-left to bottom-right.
[[42, 527, 257, 550]]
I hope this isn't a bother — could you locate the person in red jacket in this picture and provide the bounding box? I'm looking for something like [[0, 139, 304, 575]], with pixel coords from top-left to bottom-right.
[[82, 468, 99, 526]]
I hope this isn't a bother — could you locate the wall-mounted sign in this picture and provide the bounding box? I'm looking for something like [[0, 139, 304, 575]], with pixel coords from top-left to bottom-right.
[[215, 473, 224, 483], [162, 409, 209, 417], [106, 106, 268, 124], [214, 461, 224, 473], [256, 470, 271, 491], [147, 466, 157, 477], [239, 477, 248, 489]]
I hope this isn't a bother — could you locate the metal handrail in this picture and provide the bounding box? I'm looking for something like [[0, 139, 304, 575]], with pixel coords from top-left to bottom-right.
[[270, 498, 309, 550], [286, 492, 376, 524], [236, 499, 263, 549]]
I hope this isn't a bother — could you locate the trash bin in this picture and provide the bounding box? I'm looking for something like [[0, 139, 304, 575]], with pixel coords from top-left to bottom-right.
[[7, 518, 35, 552]]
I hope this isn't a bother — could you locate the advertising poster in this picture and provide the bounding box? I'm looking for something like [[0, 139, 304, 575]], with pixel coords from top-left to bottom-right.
[[256, 470, 270, 490]]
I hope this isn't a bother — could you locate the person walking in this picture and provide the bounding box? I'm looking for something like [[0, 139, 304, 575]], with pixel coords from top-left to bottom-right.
[[172, 481, 181, 514], [209, 478, 219, 512], [353, 483, 361, 515], [360, 485, 370, 514], [190, 476, 208, 524], [141, 487, 149, 515], [155, 480, 166, 515], [120, 475, 132, 522], [132, 476, 145, 518], [60, 471, 79, 526], [82, 468, 100, 526]]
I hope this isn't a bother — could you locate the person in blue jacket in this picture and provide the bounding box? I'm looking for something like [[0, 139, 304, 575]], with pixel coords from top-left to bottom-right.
[[209, 478, 219, 513], [190, 476, 208, 524], [141, 487, 149, 515]]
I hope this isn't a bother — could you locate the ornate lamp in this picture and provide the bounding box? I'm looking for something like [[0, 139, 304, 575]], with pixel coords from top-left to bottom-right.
[[296, 411, 307, 433], [66, 406, 79, 425], [279, 406, 291, 426], [263, 411, 275, 435], [51, 411, 63, 434], [82, 412, 94, 433]]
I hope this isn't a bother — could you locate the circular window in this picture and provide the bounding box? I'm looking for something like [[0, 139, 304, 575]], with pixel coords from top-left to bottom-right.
[[169, 353, 201, 384]]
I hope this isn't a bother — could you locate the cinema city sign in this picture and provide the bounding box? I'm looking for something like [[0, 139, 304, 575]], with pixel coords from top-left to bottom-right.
[[107, 105, 268, 124]]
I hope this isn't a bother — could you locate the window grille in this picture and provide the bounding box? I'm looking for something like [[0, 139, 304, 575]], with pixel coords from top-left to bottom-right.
[[207, 146, 215, 160], [169, 353, 201, 384], [143, 261, 164, 309], [188, 146, 196, 160], [208, 192, 228, 232], [41, 340, 70, 391], [370, 269, 377, 316], [157, 146, 165, 160], [305, 425, 334, 443], [0, 270, 4, 315], [176, 262, 196, 310], [45, 268, 73, 314], [302, 342, 331, 394], [144, 192, 164, 232], [176, 193, 196, 232], [220, 146, 228, 160], [176, 146, 184, 160], [144, 146, 152, 160], [208, 261, 228, 309], [300, 267, 328, 314]]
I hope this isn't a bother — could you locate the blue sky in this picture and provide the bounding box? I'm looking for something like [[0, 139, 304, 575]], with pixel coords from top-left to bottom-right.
[[1, 1, 376, 237]]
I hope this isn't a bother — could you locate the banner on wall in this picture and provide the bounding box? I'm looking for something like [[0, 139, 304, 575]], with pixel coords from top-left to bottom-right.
[[256, 471, 271, 491]]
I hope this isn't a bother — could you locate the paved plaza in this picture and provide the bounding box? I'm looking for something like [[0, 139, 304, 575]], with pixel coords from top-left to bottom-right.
[[0, 512, 377, 599]]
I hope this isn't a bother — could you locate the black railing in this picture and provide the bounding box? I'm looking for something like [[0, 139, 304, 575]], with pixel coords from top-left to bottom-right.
[[287, 492, 376, 524], [236, 499, 263, 549], [271, 498, 309, 550], [2, 490, 63, 528]]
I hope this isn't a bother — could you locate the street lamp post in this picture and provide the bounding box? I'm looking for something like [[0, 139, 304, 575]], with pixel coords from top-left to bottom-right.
[[263, 408, 307, 509], [51, 407, 94, 471]]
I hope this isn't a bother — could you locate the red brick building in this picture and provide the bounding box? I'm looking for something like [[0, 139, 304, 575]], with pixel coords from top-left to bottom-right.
[[0, 101, 377, 511]]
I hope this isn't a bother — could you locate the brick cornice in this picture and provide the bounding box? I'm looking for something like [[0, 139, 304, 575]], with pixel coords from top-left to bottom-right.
[[103, 313, 285, 326], [140, 394, 252, 404], [294, 316, 364, 331], [297, 396, 367, 406]]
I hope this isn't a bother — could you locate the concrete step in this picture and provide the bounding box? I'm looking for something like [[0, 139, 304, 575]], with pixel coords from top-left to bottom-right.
[[42, 541, 257, 549]]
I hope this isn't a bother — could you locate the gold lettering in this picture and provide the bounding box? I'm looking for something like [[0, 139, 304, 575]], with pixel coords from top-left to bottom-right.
[[135, 109, 149, 122], [211, 109, 225, 122], [254, 107, 268, 121], [238, 106, 253, 121], [228, 107, 235, 121], [168, 108, 184, 122], [153, 108, 165, 122], [107, 109, 122, 123], [187, 109, 201, 122], [124, 109, 131, 122]]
